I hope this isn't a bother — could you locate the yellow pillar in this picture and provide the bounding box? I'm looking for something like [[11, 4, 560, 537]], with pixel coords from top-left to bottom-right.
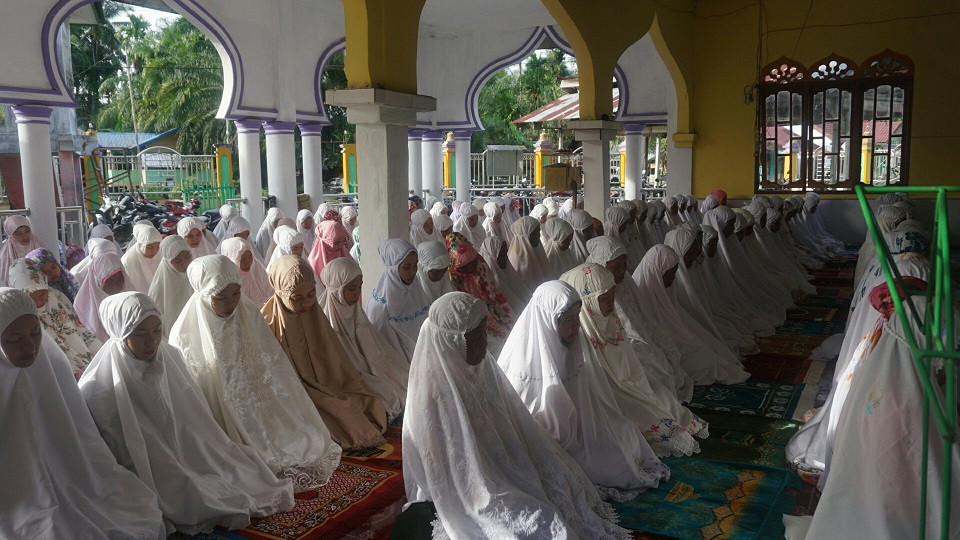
[[533, 131, 553, 188], [443, 131, 456, 189], [214, 143, 233, 187], [340, 0, 426, 94], [618, 141, 626, 188], [341, 143, 357, 193], [861, 140, 872, 183]]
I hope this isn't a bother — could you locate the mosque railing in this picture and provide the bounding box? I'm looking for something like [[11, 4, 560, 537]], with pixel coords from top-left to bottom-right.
[[0, 205, 87, 260], [854, 184, 960, 540]]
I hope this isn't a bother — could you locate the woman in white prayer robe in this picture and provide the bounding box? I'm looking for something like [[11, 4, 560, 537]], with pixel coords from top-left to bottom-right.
[[478, 235, 528, 315], [0, 287, 166, 540], [402, 291, 631, 540], [634, 244, 749, 385], [365, 239, 432, 363], [586, 237, 693, 402], [433, 214, 454, 238], [74, 251, 131, 341], [507, 215, 549, 285], [452, 202, 486, 247], [340, 205, 358, 238], [266, 225, 306, 272], [603, 206, 631, 244], [0, 215, 47, 285], [734, 208, 804, 297], [121, 222, 163, 293], [498, 281, 670, 502], [71, 237, 119, 288], [481, 201, 511, 243], [212, 204, 238, 242], [615, 200, 646, 270], [562, 263, 708, 456], [177, 216, 216, 258], [853, 204, 908, 288], [220, 237, 274, 307], [320, 257, 409, 421], [415, 240, 454, 302], [169, 255, 341, 492], [78, 292, 295, 535], [296, 209, 316, 254], [409, 209, 440, 246], [632, 200, 655, 253], [148, 235, 195, 334], [569, 208, 595, 265], [542, 218, 576, 279], [745, 203, 817, 295], [662, 196, 684, 229], [253, 207, 284, 259], [90, 223, 125, 255]]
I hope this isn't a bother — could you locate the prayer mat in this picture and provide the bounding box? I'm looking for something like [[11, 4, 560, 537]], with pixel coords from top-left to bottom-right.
[[692, 410, 800, 469], [811, 277, 855, 287], [776, 319, 836, 337], [613, 458, 801, 540], [690, 381, 804, 419], [757, 334, 827, 358], [784, 305, 837, 322], [741, 353, 812, 384], [794, 296, 850, 309]]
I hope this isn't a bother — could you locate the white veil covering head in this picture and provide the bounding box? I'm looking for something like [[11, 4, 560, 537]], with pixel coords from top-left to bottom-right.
[[429, 201, 447, 219], [121, 223, 163, 293], [603, 206, 630, 239], [0, 215, 47, 284], [78, 292, 295, 535], [313, 202, 332, 224], [508, 215, 549, 285], [71, 236, 119, 287], [213, 204, 238, 241], [340, 205, 359, 233], [90, 223, 124, 254], [409, 209, 440, 246], [169, 255, 341, 492], [296, 209, 316, 254], [452, 202, 486, 246], [478, 235, 528, 315], [497, 281, 670, 502], [561, 263, 707, 457], [432, 214, 454, 236], [543, 196, 560, 217], [558, 197, 575, 222], [220, 237, 274, 307], [530, 203, 549, 223], [177, 217, 215, 257], [74, 251, 130, 342], [416, 240, 455, 302], [0, 287, 167, 540], [267, 225, 305, 271], [569, 208, 594, 265], [254, 207, 284, 258], [365, 239, 432, 362], [632, 244, 748, 385], [543, 217, 576, 278], [481, 201, 511, 242], [319, 257, 409, 420], [148, 235, 195, 334], [403, 291, 629, 540]]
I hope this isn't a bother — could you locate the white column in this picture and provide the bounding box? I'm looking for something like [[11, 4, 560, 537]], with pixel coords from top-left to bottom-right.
[[262, 121, 298, 218], [327, 88, 436, 298], [12, 106, 58, 252], [666, 112, 696, 196], [623, 123, 645, 200], [407, 129, 423, 197], [421, 130, 443, 200], [454, 130, 472, 203], [571, 119, 620, 220], [234, 119, 264, 228], [299, 123, 325, 208]]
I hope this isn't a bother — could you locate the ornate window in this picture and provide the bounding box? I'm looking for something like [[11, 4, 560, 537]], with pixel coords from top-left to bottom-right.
[[756, 50, 913, 192]]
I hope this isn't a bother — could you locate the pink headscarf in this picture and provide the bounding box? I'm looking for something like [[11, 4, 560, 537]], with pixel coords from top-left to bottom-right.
[[308, 220, 351, 278]]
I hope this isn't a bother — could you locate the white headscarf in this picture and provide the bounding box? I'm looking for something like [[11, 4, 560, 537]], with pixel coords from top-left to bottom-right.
[[409, 209, 440, 246], [0, 288, 166, 539], [433, 214, 454, 237], [220, 237, 274, 307], [543, 196, 560, 218], [542, 218, 576, 279], [120, 223, 163, 293], [169, 255, 341, 491], [253, 207, 284, 259], [364, 239, 432, 363], [429, 201, 447, 220], [147, 235, 195, 335], [569, 209, 594, 265], [558, 197, 575, 222], [266, 225, 305, 272], [481, 202, 511, 243], [74, 251, 130, 341], [313, 203, 332, 225], [402, 291, 629, 540], [296, 209, 316, 254], [319, 258, 409, 420], [72, 237, 120, 288], [561, 263, 708, 457], [177, 217, 215, 258], [603, 206, 630, 239], [91, 223, 124, 254], [507, 216, 549, 286], [416, 240, 454, 302], [452, 203, 486, 247], [340, 206, 359, 236], [497, 281, 670, 501], [78, 292, 295, 534], [478, 235, 528, 316], [0, 215, 47, 285], [213, 204, 238, 242]]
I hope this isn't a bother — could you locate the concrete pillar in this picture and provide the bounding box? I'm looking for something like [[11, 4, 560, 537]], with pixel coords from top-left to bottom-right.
[[12, 106, 58, 252], [262, 121, 298, 218], [234, 120, 265, 228], [299, 123, 325, 208], [570, 119, 620, 220], [421, 130, 443, 201], [326, 88, 436, 298], [407, 129, 423, 197], [454, 130, 472, 203], [623, 123, 645, 200]]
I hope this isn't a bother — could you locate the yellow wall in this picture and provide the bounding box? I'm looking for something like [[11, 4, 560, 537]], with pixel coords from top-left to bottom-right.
[[341, 0, 426, 94], [690, 0, 960, 198]]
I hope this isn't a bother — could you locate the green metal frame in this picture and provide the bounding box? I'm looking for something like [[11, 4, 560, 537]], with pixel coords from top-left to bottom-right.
[[854, 184, 960, 540]]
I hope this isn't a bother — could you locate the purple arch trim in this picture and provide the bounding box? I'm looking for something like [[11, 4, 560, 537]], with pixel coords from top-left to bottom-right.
[[310, 37, 346, 125]]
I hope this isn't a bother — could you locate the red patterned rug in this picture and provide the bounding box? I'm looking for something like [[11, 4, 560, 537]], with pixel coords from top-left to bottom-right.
[[742, 353, 813, 384]]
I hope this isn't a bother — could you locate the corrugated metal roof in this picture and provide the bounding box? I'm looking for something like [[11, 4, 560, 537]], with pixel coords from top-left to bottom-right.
[[513, 88, 619, 124], [95, 127, 179, 150]]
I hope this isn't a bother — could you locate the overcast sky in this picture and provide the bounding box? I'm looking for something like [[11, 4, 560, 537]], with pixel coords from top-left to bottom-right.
[[110, 5, 179, 28]]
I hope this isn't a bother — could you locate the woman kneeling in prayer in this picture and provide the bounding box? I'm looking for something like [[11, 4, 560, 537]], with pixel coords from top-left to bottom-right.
[[447, 233, 513, 355], [148, 235, 195, 334], [498, 280, 670, 502], [0, 287, 166, 539], [263, 255, 388, 449], [415, 240, 454, 302], [365, 239, 432, 363], [320, 257, 409, 422], [169, 255, 341, 491], [561, 263, 709, 457], [221, 237, 274, 307], [74, 251, 130, 341], [79, 292, 295, 535], [400, 291, 630, 540]]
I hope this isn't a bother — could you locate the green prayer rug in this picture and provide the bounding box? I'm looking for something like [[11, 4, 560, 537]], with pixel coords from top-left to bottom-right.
[[689, 381, 803, 419], [615, 458, 800, 540], [692, 410, 800, 469]]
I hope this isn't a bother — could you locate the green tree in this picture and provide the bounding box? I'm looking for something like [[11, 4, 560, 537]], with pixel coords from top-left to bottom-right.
[[70, 2, 125, 128]]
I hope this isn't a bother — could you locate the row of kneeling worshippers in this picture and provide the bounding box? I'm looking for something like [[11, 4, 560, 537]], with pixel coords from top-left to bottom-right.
[[782, 192, 960, 538], [1, 188, 846, 538]]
